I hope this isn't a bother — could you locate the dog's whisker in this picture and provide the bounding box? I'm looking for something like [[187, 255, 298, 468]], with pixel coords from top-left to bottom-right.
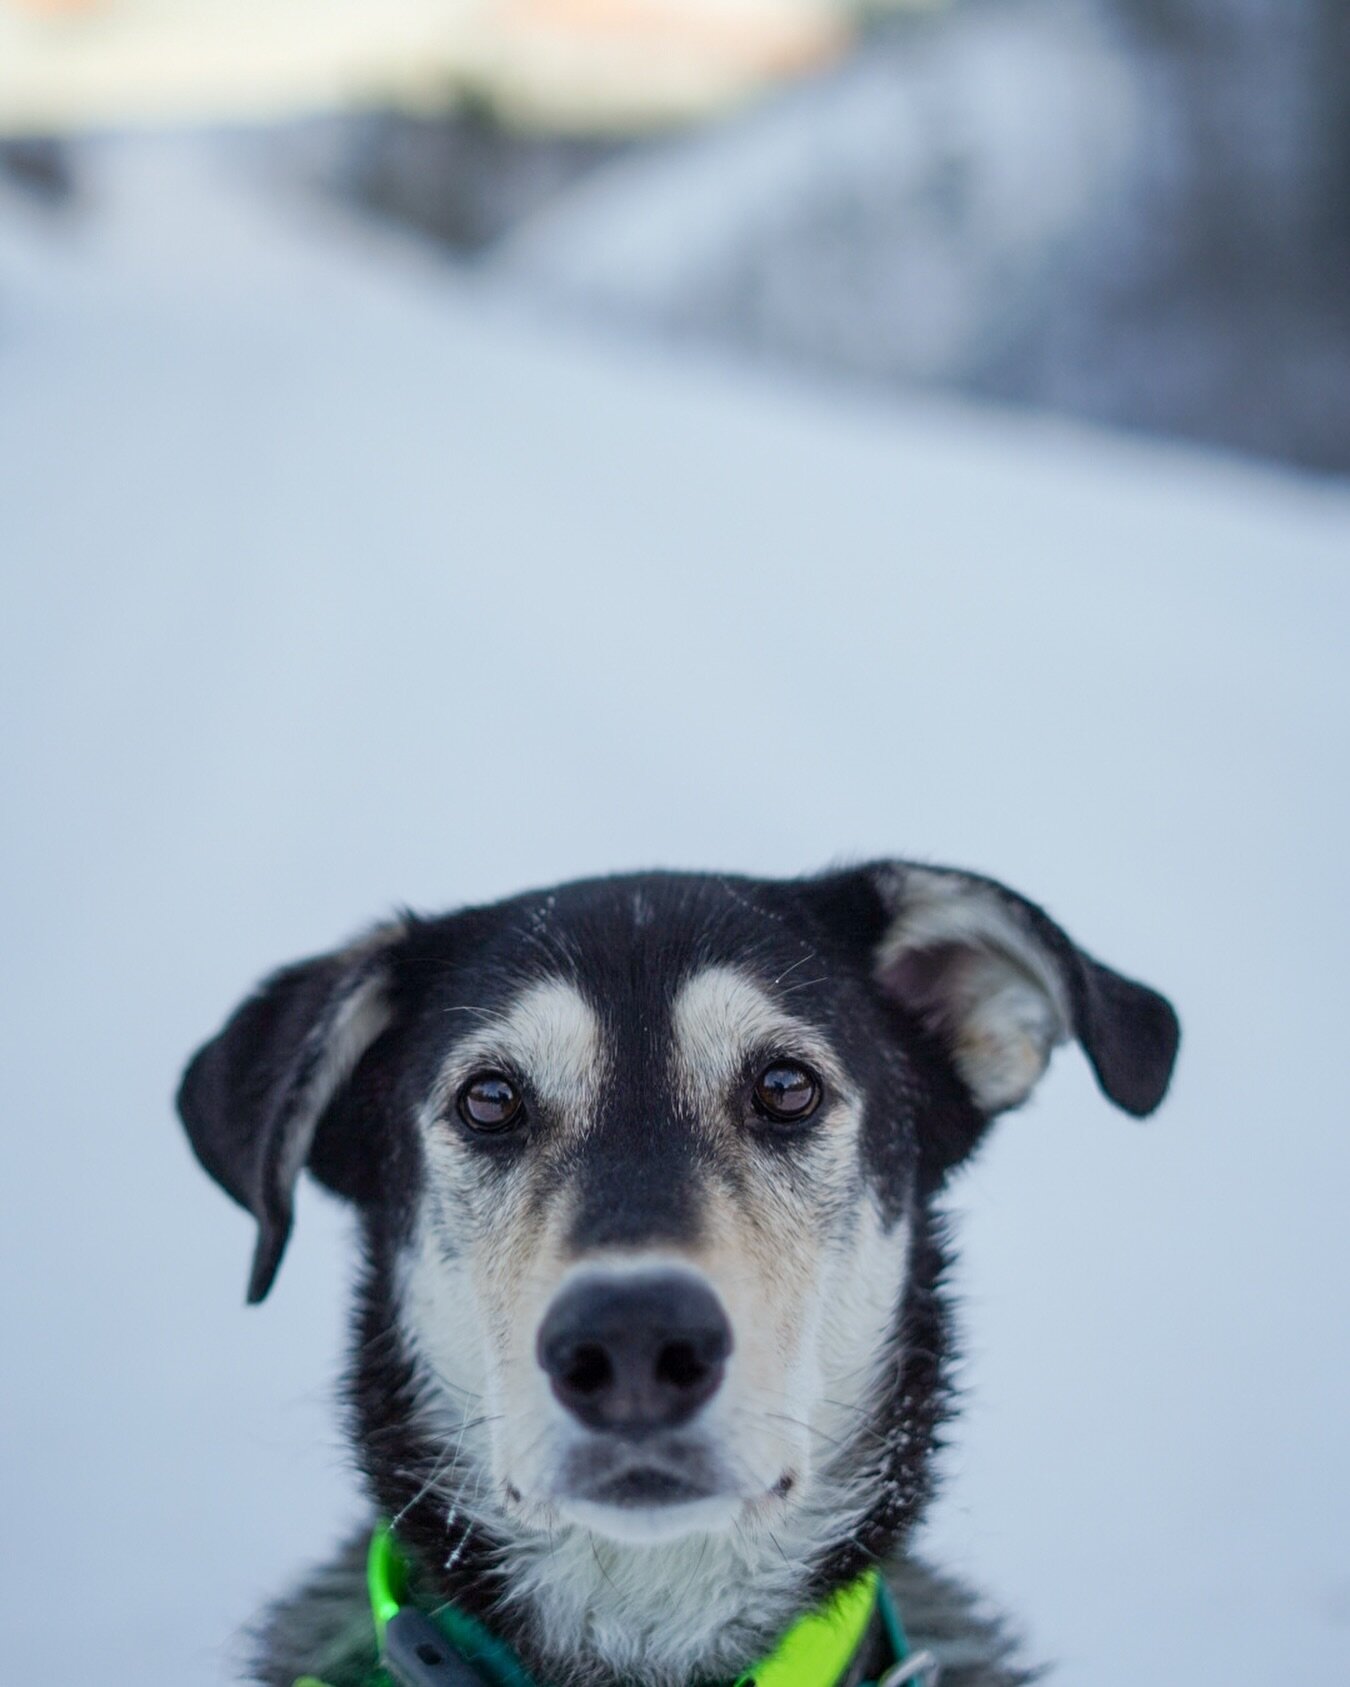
[[771, 951, 818, 986]]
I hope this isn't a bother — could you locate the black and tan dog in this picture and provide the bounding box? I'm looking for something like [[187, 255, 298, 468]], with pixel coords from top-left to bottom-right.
[[179, 861, 1179, 1687]]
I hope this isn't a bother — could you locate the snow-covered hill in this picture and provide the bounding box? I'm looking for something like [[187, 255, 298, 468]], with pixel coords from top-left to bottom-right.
[[2, 140, 1347, 1686]]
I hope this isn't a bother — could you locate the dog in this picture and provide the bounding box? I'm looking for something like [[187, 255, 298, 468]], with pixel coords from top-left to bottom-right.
[[178, 860, 1179, 1687]]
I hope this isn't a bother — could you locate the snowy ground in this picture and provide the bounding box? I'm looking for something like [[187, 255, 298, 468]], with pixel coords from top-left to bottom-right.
[[1, 138, 1348, 1686]]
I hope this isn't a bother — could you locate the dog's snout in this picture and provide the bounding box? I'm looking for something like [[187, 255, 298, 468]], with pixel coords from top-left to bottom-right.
[[537, 1274, 731, 1436]]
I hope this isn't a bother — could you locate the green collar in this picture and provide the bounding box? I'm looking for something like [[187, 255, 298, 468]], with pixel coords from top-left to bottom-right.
[[296, 1523, 937, 1687]]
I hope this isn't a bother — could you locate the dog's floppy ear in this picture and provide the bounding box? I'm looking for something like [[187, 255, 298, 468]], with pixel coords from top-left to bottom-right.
[[817, 863, 1178, 1120], [177, 922, 406, 1303]]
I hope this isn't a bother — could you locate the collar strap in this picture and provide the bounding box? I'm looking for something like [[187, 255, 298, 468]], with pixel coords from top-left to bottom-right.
[[299, 1523, 938, 1687]]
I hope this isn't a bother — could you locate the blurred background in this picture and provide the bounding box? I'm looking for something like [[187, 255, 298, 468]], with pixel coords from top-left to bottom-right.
[[1, 3, 1348, 1685]]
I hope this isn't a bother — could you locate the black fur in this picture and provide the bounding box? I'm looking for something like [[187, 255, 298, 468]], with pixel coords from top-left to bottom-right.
[[179, 861, 1178, 1687]]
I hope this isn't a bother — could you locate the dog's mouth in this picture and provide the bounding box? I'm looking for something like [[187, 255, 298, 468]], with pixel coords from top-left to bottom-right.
[[555, 1437, 723, 1506], [584, 1465, 713, 1509], [540, 1438, 746, 1540]]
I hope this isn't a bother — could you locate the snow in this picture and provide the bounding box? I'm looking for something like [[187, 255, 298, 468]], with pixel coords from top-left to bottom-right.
[[1, 137, 1348, 1685]]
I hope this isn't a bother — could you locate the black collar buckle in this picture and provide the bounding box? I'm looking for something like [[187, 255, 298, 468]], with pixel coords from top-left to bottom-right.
[[383, 1609, 500, 1687]]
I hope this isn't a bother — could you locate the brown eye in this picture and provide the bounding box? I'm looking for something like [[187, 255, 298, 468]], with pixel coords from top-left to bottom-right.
[[457, 1073, 524, 1132], [752, 1061, 822, 1124]]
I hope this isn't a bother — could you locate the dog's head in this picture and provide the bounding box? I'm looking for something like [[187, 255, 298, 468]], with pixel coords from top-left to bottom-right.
[[179, 863, 1176, 1625]]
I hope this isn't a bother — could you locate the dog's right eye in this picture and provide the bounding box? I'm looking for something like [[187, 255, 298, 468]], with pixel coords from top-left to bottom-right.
[[457, 1073, 525, 1132], [751, 1059, 822, 1125]]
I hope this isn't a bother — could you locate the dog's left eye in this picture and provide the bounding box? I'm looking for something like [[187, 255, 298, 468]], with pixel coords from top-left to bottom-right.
[[458, 1073, 525, 1132], [751, 1061, 822, 1124]]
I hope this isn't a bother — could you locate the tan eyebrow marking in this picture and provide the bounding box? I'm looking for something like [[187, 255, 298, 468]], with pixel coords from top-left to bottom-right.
[[438, 977, 607, 1123], [669, 964, 844, 1107]]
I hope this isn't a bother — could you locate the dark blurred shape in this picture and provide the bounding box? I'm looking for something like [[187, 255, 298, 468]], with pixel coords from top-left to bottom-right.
[[312, 0, 1350, 471], [341, 108, 622, 255], [0, 135, 74, 202]]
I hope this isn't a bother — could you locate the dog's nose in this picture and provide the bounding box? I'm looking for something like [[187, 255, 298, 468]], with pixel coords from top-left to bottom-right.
[[537, 1273, 732, 1435]]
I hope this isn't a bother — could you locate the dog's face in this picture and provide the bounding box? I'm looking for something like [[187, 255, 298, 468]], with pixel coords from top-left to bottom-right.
[[399, 885, 917, 1548], [180, 863, 1177, 1566]]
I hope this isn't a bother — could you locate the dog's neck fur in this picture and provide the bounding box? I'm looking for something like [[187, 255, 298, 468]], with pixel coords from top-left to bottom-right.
[[324, 1212, 959, 1687], [252, 1206, 1033, 1687]]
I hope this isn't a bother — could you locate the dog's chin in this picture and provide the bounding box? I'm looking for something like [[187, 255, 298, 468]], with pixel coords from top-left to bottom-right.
[[558, 1489, 742, 1545]]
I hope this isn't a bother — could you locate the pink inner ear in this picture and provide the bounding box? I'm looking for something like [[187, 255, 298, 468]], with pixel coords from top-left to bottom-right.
[[877, 933, 1066, 1115], [879, 942, 970, 1036]]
